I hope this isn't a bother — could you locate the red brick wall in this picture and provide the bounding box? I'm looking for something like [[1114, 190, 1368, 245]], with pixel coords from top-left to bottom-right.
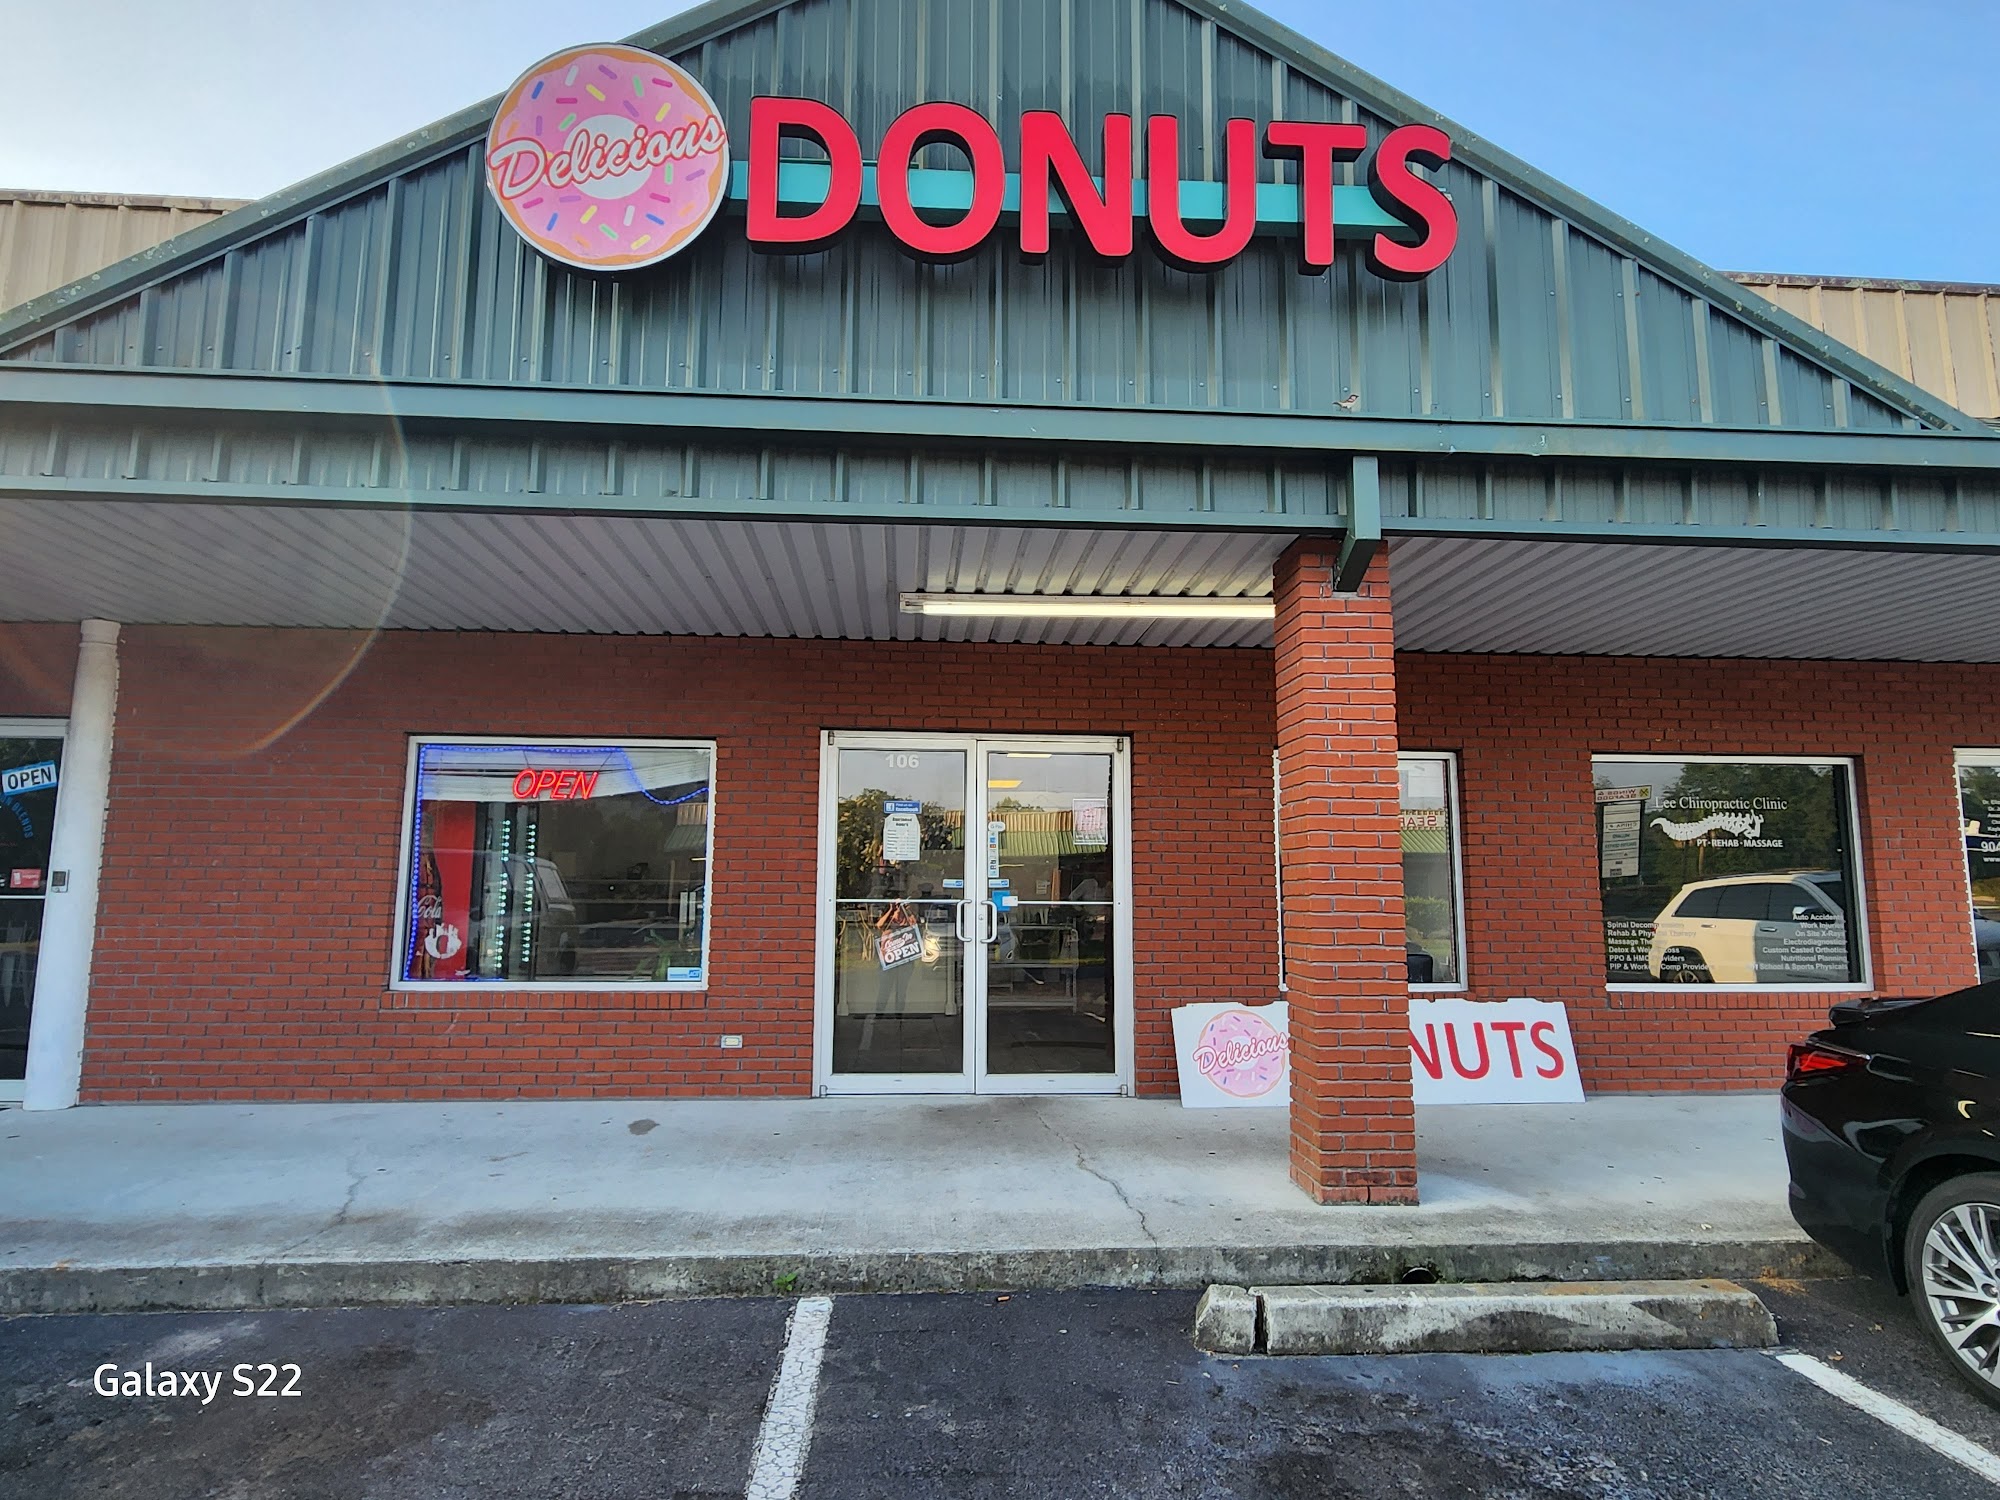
[[0, 624, 79, 719], [78, 628, 1281, 1101], [50, 624, 2000, 1103], [1274, 548, 1415, 1203], [1399, 654, 2000, 1092]]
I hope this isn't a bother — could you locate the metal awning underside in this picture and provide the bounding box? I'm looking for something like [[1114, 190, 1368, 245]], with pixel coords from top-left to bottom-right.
[[5, 498, 1997, 660], [0, 504, 1286, 648], [1389, 535, 2000, 662]]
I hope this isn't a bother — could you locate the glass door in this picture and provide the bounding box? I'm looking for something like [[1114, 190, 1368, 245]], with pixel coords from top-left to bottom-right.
[[0, 722, 66, 1102], [816, 733, 1130, 1096], [821, 738, 976, 1091], [975, 743, 1123, 1094]]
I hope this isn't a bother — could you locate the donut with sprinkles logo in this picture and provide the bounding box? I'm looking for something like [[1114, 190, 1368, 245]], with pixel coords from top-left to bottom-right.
[[1192, 1008, 1290, 1099], [484, 44, 731, 272]]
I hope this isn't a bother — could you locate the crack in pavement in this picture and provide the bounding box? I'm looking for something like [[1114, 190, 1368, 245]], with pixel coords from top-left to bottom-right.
[[271, 1151, 368, 1256], [1030, 1104, 1158, 1246]]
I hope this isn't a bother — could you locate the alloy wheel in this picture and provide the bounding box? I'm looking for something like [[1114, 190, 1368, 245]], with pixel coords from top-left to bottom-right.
[[1919, 1201, 2000, 1387]]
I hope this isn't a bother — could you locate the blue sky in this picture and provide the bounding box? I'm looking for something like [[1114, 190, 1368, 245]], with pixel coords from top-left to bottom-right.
[[0, 0, 1990, 281]]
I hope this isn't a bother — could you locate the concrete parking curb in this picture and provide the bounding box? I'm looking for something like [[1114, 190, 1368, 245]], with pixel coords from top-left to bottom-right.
[[1194, 1278, 1779, 1356], [0, 1239, 1839, 1315]]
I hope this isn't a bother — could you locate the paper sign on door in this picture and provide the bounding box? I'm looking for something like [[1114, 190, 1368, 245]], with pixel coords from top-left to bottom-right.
[[881, 802, 922, 863]]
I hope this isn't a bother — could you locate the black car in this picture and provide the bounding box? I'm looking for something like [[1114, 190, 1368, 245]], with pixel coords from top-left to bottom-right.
[[1782, 978, 2000, 1404]]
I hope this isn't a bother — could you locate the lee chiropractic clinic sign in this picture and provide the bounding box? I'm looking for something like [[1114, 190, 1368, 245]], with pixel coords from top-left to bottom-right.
[[484, 43, 1459, 279]]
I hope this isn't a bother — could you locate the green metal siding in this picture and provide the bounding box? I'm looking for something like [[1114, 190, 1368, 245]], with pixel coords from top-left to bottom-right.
[[0, 0, 1972, 445]]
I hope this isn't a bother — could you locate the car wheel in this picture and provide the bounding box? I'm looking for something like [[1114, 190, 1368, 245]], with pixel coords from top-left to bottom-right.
[[1666, 949, 1711, 984], [1905, 1173, 2000, 1407]]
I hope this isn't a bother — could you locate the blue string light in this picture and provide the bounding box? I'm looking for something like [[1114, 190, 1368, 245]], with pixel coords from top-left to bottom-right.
[[405, 743, 712, 980]]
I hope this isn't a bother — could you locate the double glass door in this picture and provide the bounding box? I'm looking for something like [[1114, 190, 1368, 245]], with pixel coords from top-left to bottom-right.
[[817, 733, 1129, 1094], [1, 722, 65, 1102]]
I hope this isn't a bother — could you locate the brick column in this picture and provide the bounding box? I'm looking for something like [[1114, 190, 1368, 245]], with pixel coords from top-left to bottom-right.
[[1274, 544, 1415, 1203]]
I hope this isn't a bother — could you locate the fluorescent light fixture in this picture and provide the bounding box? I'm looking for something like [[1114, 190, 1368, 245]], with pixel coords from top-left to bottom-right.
[[899, 592, 1273, 621]]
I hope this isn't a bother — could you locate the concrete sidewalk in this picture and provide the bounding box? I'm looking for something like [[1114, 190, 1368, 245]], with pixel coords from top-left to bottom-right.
[[0, 1094, 1834, 1312]]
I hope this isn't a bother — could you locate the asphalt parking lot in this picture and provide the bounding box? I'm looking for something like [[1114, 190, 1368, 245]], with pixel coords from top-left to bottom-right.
[[4, 1280, 1997, 1499]]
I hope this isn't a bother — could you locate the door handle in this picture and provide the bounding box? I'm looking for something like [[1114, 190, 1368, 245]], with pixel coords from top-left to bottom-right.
[[982, 901, 999, 944], [954, 901, 972, 944]]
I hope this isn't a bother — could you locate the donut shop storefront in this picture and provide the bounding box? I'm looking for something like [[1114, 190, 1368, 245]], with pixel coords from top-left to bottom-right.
[[2, 0, 1998, 1203]]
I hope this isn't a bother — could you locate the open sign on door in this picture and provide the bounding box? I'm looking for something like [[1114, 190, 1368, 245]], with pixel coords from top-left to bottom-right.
[[1409, 996, 1584, 1105], [1, 761, 58, 797]]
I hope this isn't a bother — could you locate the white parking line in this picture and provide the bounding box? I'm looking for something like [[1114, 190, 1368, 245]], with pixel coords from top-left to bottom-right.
[[1775, 1351, 2000, 1487], [745, 1296, 835, 1500]]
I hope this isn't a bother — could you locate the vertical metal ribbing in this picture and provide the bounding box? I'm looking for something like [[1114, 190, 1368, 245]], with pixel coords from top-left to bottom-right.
[[1619, 256, 1644, 422], [1200, 17, 1215, 180], [1416, 276, 1433, 417], [282, 216, 321, 374], [366, 178, 402, 379], [1129, 0, 1144, 174], [212, 251, 241, 372], [1831, 379, 1852, 429], [1690, 302, 1715, 424], [1760, 337, 1784, 427], [133, 286, 158, 369], [1481, 178, 1503, 418], [447, 145, 480, 382], [989, 0, 1004, 399], [528, 253, 549, 386], [1060, 0, 1073, 119], [1549, 221, 1574, 420], [1273, 59, 1293, 414]]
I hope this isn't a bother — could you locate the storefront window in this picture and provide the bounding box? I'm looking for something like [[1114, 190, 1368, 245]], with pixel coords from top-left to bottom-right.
[[1595, 757, 1865, 987], [398, 740, 714, 987], [1961, 753, 2000, 985], [1275, 751, 1466, 988], [1400, 753, 1464, 987]]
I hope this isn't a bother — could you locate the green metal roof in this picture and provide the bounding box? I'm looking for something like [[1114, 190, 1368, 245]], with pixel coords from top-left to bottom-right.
[[0, 0, 1993, 571]]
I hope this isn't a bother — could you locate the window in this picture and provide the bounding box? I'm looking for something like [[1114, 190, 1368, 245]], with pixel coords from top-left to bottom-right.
[[1595, 756, 1866, 988], [1400, 752, 1466, 988], [1961, 752, 2000, 984], [396, 739, 715, 988], [1273, 750, 1467, 988]]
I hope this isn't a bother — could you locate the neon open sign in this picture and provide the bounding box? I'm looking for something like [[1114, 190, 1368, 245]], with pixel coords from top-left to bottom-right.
[[485, 46, 1456, 281]]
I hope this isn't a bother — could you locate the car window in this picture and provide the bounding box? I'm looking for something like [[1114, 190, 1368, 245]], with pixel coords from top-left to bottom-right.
[[1715, 884, 1770, 921], [1814, 878, 1846, 914], [1674, 887, 1724, 919]]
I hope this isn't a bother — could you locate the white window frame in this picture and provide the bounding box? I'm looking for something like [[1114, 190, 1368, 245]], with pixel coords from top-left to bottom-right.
[[1958, 749, 2000, 979], [390, 734, 718, 993], [0, 717, 68, 1105], [1401, 750, 1470, 993], [1272, 749, 1469, 992], [1595, 753, 1872, 993]]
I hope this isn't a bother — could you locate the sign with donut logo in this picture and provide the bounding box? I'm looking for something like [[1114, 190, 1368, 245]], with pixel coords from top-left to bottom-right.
[[1172, 1002, 1292, 1109], [483, 43, 1457, 283], [484, 43, 731, 272]]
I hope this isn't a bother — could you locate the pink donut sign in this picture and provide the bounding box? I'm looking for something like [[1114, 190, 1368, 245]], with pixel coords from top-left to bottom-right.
[[1193, 1008, 1290, 1099], [484, 44, 731, 272]]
